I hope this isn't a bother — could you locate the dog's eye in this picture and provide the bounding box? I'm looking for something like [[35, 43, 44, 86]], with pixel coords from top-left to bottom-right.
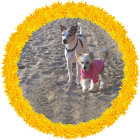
[[86, 62, 89, 64]]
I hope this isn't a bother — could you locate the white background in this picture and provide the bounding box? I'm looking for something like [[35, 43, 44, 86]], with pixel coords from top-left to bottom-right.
[[0, 0, 140, 140]]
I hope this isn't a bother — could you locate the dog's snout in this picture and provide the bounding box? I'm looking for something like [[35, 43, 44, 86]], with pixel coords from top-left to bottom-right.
[[63, 39, 67, 44]]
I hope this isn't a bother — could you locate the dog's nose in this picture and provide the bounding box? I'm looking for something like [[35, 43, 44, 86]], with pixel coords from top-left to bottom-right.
[[83, 66, 86, 70], [63, 39, 67, 44]]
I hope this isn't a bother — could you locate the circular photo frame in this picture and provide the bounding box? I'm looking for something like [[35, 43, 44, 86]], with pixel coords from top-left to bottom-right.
[[2, 1, 138, 139]]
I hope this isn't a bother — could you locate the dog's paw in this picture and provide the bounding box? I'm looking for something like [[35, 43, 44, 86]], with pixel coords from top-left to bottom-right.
[[67, 80, 72, 85], [99, 84, 105, 91], [76, 81, 80, 86], [82, 87, 88, 92], [99, 86, 105, 91], [99, 81, 105, 91], [88, 88, 97, 93], [76, 78, 80, 86]]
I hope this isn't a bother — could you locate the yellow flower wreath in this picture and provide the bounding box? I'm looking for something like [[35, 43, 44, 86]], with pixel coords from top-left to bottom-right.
[[2, 1, 138, 139]]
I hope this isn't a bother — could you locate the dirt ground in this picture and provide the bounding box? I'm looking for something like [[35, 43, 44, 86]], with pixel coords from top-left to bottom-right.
[[17, 18, 124, 125]]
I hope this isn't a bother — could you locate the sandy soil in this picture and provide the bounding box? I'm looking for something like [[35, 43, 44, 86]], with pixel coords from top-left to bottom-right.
[[17, 18, 124, 125]]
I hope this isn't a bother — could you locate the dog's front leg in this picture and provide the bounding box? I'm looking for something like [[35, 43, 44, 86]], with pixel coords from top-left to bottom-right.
[[76, 62, 81, 85], [67, 58, 72, 84], [99, 71, 105, 91], [81, 79, 89, 91], [89, 80, 99, 92]]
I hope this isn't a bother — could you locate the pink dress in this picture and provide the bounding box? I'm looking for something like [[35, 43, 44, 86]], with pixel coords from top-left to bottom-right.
[[80, 60, 104, 83]]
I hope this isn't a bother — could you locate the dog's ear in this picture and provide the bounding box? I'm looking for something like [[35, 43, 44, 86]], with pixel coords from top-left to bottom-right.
[[60, 25, 66, 32], [89, 51, 94, 62], [76, 53, 82, 65], [70, 25, 78, 35]]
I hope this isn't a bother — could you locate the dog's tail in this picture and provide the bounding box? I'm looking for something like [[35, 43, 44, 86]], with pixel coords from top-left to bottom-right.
[[77, 22, 83, 34], [102, 48, 109, 62]]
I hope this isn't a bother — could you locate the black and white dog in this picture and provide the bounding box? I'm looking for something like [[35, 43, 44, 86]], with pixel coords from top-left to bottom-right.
[[60, 23, 88, 85]]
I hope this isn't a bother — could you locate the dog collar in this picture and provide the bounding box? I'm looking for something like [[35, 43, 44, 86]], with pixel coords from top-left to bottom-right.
[[65, 39, 78, 53]]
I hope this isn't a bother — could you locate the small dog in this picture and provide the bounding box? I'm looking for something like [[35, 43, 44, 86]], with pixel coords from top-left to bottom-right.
[[60, 22, 88, 85], [76, 48, 109, 92]]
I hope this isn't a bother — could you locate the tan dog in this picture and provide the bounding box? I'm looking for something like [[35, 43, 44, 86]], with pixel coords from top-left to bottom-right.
[[76, 48, 109, 92]]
